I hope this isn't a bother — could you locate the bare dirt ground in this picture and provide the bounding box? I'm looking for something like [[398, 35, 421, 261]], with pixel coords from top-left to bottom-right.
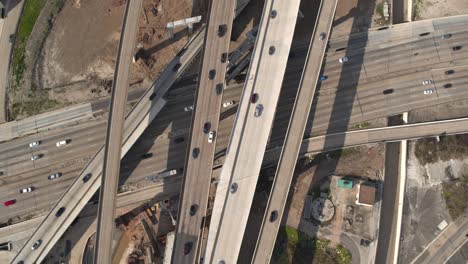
[[32, 0, 196, 107], [398, 140, 468, 264], [283, 145, 384, 264], [415, 0, 468, 20]]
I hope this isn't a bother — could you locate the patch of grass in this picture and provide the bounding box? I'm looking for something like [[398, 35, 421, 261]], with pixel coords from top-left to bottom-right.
[[413, 0, 424, 20], [376, 2, 384, 18], [10, 98, 61, 119], [442, 177, 468, 220], [11, 0, 48, 87], [273, 226, 352, 264], [414, 135, 468, 165], [353, 122, 370, 129]]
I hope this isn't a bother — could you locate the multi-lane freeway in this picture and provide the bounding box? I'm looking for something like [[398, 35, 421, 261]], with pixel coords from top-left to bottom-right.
[[172, 0, 237, 263], [2, 13, 468, 262], [252, 1, 338, 262], [204, 0, 302, 262]]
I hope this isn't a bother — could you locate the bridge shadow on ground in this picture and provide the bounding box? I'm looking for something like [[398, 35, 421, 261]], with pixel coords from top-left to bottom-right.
[[239, 0, 378, 263]]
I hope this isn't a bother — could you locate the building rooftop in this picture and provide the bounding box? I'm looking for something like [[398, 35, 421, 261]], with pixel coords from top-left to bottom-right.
[[357, 183, 376, 206]]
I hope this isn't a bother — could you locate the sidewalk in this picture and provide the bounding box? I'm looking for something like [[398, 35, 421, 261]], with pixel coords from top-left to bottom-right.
[[410, 213, 468, 264]]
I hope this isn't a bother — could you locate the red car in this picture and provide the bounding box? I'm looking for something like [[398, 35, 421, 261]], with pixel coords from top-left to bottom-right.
[[4, 200, 16, 207]]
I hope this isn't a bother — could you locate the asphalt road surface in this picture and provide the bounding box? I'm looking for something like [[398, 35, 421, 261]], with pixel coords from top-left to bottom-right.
[[95, 0, 143, 263], [172, 0, 237, 263], [252, 0, 338, 262]]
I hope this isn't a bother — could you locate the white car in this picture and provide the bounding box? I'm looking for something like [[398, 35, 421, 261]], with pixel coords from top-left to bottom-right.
[[48, 173, 62, 180], [31, 240, 42, 250], [423, 89, 434, 95], [339, 56, 349, 63], [222, 101, 235, 108], [184, 105, 194, 112], [31, 155, 40, 161], [56, 140, 68, 147], [208, 131, 215, 143], [20, 187, 33, 193], [422, 80, 433, 85], [29, 141, 40, 148]]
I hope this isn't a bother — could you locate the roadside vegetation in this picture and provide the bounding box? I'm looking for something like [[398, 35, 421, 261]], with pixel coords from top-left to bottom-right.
[[12, 0, 48, 88], [272, 226, 352, 264], [442, 174, 468, 219], [414, 135, 468, 165], [9, 0, 65, 120]]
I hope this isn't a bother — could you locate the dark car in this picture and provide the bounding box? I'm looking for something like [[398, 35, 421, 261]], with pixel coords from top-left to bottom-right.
[[250, 93, 259, 103], [217, 24, 227, 37], [172, 63, 181, 72], [184, 242, 193, 255], [55, 207, 66, 217], [203, 122, 211, 134], [209, 69, 216, 80], [442, 33, 452, 39], [141, 153, 153, 159], [443, 83, 453, 88], [216, 83, 223, 95], [221, 52, 228, 63], [174, 137, 185, 144], [149, 93, 156, 101], [383, 89, 394, 95], [452, 45, 462, 51], [189, 204, 198, 216], [192, 148, 200, 159], [82, 173, 92, 183], [445, 69, 455, 75], [269, 210, 278, 222], [9, 34, 14, 44]]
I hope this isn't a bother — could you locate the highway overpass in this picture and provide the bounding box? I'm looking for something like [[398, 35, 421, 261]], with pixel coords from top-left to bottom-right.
[[204, 0, 302, 262], [172, 0, 237, 263], [95, 0, 143, 263], [5, 14, 468, 262], [252, 0, 338, 262]]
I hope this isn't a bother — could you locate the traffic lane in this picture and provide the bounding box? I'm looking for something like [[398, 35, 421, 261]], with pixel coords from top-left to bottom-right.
[[322, 30, 468, 85], [0, 120, 106, 174], [2, 61, 467, 222], [0, 129, 105, 180], [0, 120, 105, 165], [375, 142, 400, 264]]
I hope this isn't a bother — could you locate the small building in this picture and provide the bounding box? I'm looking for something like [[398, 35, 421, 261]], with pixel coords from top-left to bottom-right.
[[356, 183, 376, 206]]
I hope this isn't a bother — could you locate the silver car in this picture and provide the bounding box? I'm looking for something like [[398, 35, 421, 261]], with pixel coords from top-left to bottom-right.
[[254, 104, 264, 117], [422, 80, 433, 85], [423, 89, 434, 95], [29, 141, 40, 148], [339, 56, 349, 63], [31, 155, 40, 161], [31, 239, 42, 250], [48, 173, 62, 180], [208, 131, 215, 143], [20, 187, 33, 193]]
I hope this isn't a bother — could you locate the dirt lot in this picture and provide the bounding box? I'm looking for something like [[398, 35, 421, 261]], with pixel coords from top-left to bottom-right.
[[414, 0, 468, 20], [10, 0, 197, 119], [399, 139, 468, 264], [282, 145, 384, 264]]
